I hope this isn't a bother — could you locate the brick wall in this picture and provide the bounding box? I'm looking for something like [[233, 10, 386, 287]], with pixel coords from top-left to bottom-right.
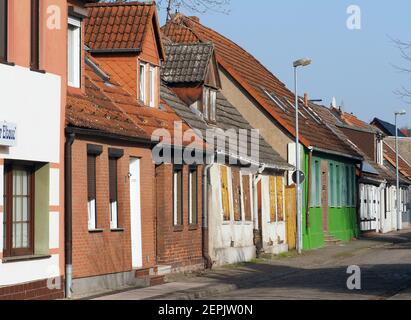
[[155, 164, 204, 269], [0, 278, 64, 300], [71, 138, 156, 279]]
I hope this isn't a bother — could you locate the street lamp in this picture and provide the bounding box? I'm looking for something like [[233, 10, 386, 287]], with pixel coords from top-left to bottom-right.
[[293, 58, 311, 254], [395, 110, 406, 231]]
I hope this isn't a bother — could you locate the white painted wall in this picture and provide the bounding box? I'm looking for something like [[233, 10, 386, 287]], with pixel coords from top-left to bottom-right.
[[0, 255, 60, 286], [49, 212, 60, 250], [0, 64, 61, 163], [208, 164, 255, 266], [260, 176, 288, 254], [49, 168, 60, 206]]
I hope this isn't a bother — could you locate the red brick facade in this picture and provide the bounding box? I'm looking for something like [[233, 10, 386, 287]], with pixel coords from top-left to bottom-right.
[[0, 278, 64, 300], [71, 137, 156, 279], [156, 164, 204, 270]]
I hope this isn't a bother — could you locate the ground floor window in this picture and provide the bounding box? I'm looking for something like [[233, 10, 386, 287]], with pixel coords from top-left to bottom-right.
[[188, 167, 198, 225], [173, 165, 183, 226], [269, 176, 285, 223], [220, 166, 231, 221], [3, 163, 35, 257]]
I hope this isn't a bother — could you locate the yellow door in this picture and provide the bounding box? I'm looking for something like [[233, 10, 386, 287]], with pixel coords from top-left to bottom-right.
[[285, 185, 297, 250]]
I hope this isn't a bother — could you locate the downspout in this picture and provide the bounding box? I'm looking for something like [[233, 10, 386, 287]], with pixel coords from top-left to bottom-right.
[[253, 165, 265, 256], [202, 155, 214, 269], [64, 132, 75, 299]]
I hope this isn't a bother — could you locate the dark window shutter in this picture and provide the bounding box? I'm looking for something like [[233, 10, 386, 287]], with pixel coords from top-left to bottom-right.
[[0, 0, 7, 62], [30, 0, 39, 70], [87, 155, 96, 201], [109, 158, 117, 203]]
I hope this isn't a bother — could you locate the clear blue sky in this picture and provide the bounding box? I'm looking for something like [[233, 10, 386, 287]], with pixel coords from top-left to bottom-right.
[[158, 0, 411, 128]]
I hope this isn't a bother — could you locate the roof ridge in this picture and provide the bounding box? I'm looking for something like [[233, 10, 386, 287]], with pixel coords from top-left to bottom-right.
[[86, 1, 155, 8]]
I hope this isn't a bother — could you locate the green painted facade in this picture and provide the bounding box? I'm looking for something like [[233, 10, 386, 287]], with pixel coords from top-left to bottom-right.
[[301, 149, 360, 250]]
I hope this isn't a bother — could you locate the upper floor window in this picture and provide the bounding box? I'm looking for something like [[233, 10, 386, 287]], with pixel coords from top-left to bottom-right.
[[0, 0, 8, 63], [202, 86, 217, 122], [139, 61, 158, 108], [30, 0, 40, 70], [68, 17, 81, 88], [376, 139, 384, 165]]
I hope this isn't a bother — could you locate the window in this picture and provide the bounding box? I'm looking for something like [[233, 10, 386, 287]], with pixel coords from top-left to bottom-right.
[[202, 87, 217, 122], [269, 176, 276, 222], [188, 167, 198, 225], [0, 0, 8, 62], [68, 17, 81, 88], [328, 163, 334, 207], [242, 174, 252, 221], [310, 160, 321, 207], [232, 168, 242, 222], [276, 176, 285, 221], [336, 165, 341, 207], [87, 154, 97, 230], [376, 139, 384, 165], [173, 166, 183, 226], [109, 157, 118, 229], [149, 66, 156, 107], [139, 63, 146, 103], [30, 0, 40, 70], [351, 166, 356, 207], [220, 166, 231, 221], [3, 164, 35, 257]]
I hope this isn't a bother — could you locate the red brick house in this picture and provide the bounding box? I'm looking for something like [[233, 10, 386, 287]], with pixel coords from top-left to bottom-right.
[[84, 1, 209, 274]]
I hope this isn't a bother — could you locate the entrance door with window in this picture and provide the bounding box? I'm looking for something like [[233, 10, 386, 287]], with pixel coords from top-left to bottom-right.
[[3, 164, 34, 257], [321, 161, 329, 232], [129, 158, 143, 269]]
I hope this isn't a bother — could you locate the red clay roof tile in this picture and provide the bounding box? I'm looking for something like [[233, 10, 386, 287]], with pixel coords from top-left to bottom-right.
[[162, 15, 361, 159]]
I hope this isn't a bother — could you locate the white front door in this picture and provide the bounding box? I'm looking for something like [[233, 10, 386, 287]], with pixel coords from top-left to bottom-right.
[[129, 157, 143, 269]]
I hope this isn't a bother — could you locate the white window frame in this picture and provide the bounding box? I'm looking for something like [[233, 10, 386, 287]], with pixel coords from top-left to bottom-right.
[[149, 65, 156, 107], [139, 62, 146, 103], [376, 139, 384, 165], [188, 170, 193, 225], [68, 17, 81, 88], [173, 171, 178, 226], [110, 201, 118, 230], [88, 199, 96, 231]]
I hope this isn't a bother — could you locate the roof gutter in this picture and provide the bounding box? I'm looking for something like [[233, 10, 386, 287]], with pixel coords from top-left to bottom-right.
[[309, 146, 363, 162], [65, 126, 156, 146]]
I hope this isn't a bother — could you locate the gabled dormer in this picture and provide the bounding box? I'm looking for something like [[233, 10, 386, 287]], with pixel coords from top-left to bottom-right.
[[161, 42, 221, 123], [84, 1, 165, 108]]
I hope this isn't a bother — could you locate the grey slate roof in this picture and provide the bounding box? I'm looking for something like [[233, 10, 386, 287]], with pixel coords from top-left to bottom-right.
[[161, 43, 214, 84], [160, 82, 292, 171]]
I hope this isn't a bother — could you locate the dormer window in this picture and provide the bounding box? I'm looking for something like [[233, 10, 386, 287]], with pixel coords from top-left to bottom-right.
[[202, 86, 217, 122], [376, 138, 384, 165], [68, 17, 81, 88], [138, 61, 159, 108]]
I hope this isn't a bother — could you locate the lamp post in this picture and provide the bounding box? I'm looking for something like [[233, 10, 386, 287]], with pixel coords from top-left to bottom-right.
[[395, 110, 406, 231], [293, 58, 311, 254]]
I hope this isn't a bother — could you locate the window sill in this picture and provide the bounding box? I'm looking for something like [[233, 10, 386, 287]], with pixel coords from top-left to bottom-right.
[[188, 224, 199, 231], [111, 228, 125, 233], [30, 68, 46, 74], [0, 60, 15, 66], [2, 254, 51, 264], [88, 228, 104, 234], [173, 225, 184, 232]]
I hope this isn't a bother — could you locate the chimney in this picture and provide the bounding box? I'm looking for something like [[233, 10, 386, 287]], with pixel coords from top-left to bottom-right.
[[189, 16, 200, 23], [304, 93, 308, 107], [331, 97, 337, 109]]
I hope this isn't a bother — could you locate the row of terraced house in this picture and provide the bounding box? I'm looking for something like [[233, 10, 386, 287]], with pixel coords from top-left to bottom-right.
[[0, 0, 411, 299]]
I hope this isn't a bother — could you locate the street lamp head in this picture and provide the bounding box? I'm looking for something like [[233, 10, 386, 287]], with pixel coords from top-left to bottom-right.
[[395, 110, 407, 116], [293, 58, 312, 68]]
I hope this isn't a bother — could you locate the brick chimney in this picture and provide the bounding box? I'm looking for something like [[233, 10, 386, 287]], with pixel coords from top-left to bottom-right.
[[304, 93, 308, 107]]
